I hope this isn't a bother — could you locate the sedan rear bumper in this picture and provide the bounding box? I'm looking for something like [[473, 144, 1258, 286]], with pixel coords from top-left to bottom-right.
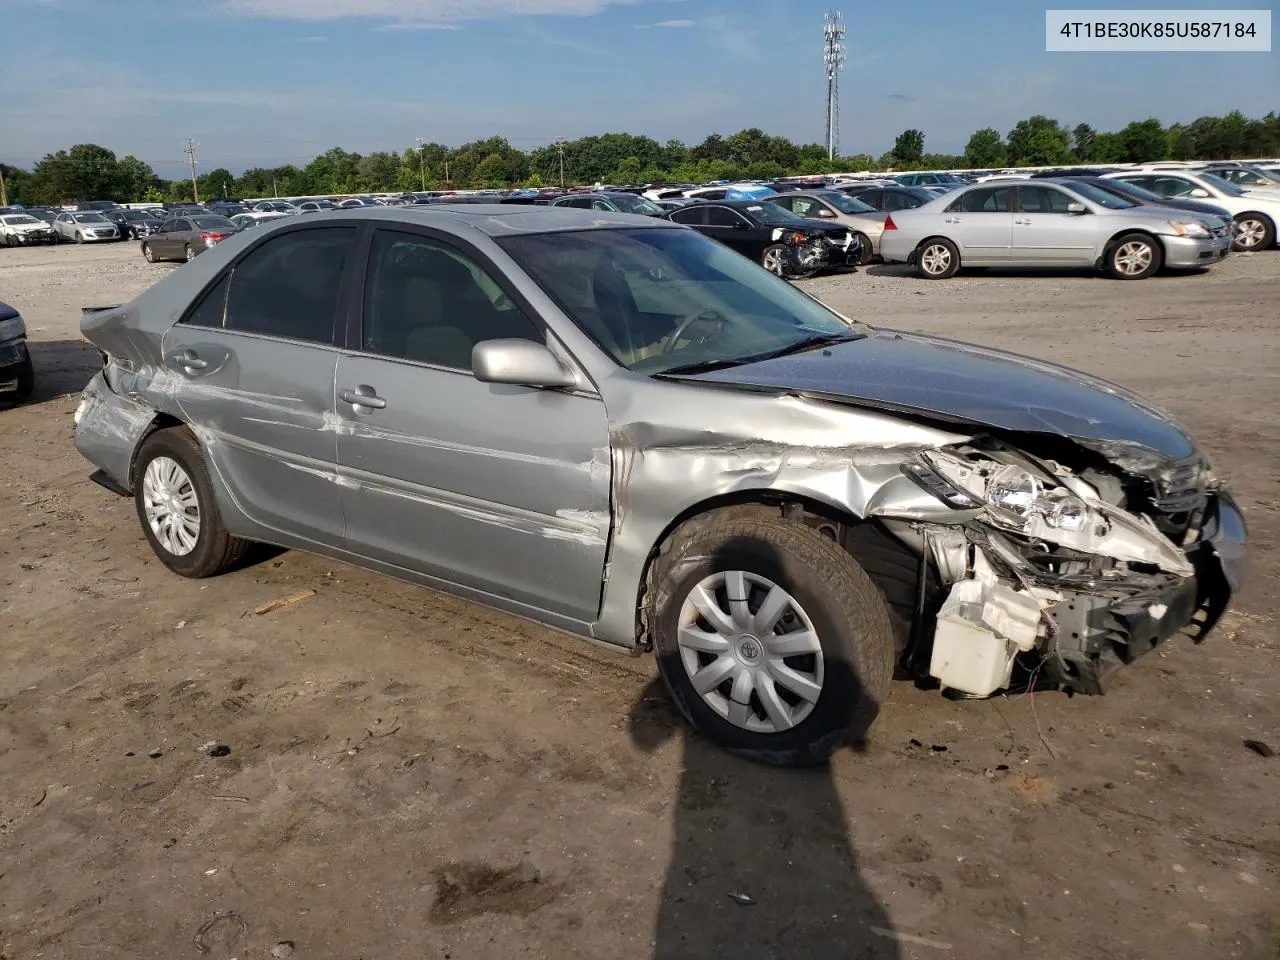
[[1162, 233, 1231, 268]]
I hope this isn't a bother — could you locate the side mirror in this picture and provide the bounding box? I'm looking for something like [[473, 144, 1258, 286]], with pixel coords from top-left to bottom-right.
[[1189, 188, 1211, 198], [1066, 202, 1088, 214], [472, 339, 577, 389], [816, 208, 836, 217], [732, 219, 751, 230]]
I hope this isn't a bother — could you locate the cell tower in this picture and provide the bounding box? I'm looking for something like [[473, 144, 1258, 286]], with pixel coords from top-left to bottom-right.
[[823, 10, 846, 160]]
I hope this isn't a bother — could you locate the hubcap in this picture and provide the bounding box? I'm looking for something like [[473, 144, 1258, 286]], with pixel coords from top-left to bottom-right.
[[762, 248, 783, 274], [921, 243, 951, 274], [1115, 241, 1153, 275], [676, 571, 824, 734], [1236, 218, 1264, 248], [185, 246, 195, 261], [142, 456, 200, 556]]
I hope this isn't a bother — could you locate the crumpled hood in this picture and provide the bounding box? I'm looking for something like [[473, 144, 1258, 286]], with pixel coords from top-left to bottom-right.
[[683, 329, 1197, 461]]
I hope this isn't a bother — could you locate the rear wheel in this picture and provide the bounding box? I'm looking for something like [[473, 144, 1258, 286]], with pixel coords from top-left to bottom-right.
[[1232, 213, 1274, 251], [916, 238, 960, 279], [184, 244, 195, 262], [132, 428, 252, 578], [647, 508, 896, 766], [1106, 233, 1162, 280]]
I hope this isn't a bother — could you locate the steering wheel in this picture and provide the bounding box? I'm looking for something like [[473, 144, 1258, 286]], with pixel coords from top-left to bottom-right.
[[659, 308, 729, 355]]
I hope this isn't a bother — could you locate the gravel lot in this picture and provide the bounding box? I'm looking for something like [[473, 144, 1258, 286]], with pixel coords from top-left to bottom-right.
[[1, 242, 1277, 959]]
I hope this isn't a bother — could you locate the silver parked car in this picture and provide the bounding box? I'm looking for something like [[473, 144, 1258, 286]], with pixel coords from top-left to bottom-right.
[[879, 179, 1232, 279], [72, 207, 1247, 764], [766, 190, 888, 264], [1102, 170, 1280, 252], [52, 211, 120, 243]]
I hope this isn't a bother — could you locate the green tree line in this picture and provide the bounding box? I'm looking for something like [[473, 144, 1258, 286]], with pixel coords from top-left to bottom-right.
[[3, 111, 1276, 206]]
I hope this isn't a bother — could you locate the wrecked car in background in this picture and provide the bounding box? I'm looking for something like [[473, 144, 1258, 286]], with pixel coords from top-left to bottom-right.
[[71, 205, 1247, 766]]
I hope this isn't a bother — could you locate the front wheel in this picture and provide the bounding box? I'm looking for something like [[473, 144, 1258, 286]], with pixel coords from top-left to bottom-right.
[[852, 231, 872, 266], [1232, 214, 1274, 252], [916, 238, 960, 279], [647, 508, 896, 766], [1107, 233, 1162, 280], [133, 428, 252, 578], [142, 243, 156, 263], [12, 356, 34, 402], [74, 231, 84, 244], [761, 244, 788, 276]]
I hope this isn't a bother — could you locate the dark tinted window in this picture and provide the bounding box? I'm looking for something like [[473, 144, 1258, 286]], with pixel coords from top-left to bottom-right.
[[669, 206, 709, 226], [704, 206, 746, 227], [948, 188, 1011, 213], [361, 229, 540, 370], [769, 196, 796, 212], [852, 189, 881, 208], [172, 219, 191, 232], [1017, 186, 1074, 213], [182, 274, 231, 328], [881, 191, 919, 211], [225, 227, 355, 344], [1151, 176, 1197, 197]]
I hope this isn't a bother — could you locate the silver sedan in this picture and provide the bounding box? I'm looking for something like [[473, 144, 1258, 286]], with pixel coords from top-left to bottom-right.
[[72, 206, 1246, 764], [52, 212, 120, 243], [879, 179, 1231, 279]]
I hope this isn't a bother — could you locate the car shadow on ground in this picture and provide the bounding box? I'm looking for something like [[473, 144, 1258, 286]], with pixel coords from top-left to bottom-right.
[[0, 339, 101, 409], [862, 263, 1215, 280], [630, 681, 899, 959]]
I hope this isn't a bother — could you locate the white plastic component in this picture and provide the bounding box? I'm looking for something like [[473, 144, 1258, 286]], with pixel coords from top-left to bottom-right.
[[929, 559, 1043, 697]]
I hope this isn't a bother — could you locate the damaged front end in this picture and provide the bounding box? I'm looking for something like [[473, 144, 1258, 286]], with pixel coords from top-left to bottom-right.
[[891, 438, 1247, 698]]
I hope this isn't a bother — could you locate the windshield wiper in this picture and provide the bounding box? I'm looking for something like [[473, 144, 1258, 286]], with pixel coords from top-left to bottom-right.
[[659, 331, 860, 376]]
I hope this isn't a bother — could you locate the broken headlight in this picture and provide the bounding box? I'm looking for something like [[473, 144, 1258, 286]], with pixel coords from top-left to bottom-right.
[[986, 464, 1089, 532]]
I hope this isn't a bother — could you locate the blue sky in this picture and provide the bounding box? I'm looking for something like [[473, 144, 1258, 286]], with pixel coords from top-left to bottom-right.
[[0, 0, 1275, 176]]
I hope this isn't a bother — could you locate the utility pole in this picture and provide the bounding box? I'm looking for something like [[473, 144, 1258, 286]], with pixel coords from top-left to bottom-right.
[[415, 137, 427, 190], [556, 137, 566, 188], [184, 137, 200, 202], [823, 11, 846, 161], [0, 165, 7, 207]]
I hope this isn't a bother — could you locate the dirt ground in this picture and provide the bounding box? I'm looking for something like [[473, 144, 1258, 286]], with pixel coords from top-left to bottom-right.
[[1, 241, 1277, 960]]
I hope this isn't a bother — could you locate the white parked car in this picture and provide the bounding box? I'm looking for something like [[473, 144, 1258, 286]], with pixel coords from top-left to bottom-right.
[[0, 213, 56, 246], [52, 212, 120, 243], [1104, 170, 1280, 251]]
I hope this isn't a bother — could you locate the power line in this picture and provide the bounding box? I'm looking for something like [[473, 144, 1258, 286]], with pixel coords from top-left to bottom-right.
[[823, 10, 846, 161]]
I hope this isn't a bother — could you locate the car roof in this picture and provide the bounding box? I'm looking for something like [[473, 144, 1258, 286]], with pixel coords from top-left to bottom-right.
[[262, 204, 675, 237]]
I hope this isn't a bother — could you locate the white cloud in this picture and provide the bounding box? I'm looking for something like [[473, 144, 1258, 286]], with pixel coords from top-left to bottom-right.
[[219, 0, 662, 23], [652, 18, 694, 27], [371, 20, 462, 30]]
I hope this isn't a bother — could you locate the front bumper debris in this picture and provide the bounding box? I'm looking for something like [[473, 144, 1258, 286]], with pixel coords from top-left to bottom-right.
[[73, 371, 157, 492], [926, 487, 1247, 698]]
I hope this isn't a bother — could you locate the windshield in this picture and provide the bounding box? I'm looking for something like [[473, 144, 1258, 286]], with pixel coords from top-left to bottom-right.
[[2, 215, 40, 225], [1091, 179, 1163, 203], [1063, 181, 1135, 209], [744, 203, 805, 226], [73, 213, 108, 223], [497, 227, 866, 375], [1199, 173, 1247, 196], [122, 210, 153, 220], [820, 192, 877, 214], [192, 216, 236, 230], [610, 194, 663, 215]]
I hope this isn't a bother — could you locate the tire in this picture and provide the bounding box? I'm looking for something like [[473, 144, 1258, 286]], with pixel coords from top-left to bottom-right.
[[761, 244, 788, 276], [1106, 232, 1162, 280], [915, 238, 960, 279], [646, 507, 896, 766], [852, 231, 872, 266], [1232, 213, 1274, 252], [75, 231, 84, 244], [132, 427, 252, 578], [12, 356, 34, 402], [184, 244, 195, 262], [142, 242, 156, 263]]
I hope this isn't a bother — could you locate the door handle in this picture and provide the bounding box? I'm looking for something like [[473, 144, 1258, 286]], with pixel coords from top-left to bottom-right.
[[943, 217, 961, 223], [1014, 218, 1032, 225], [339, 386, 387, 410], [169, 351, 207, 371]]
